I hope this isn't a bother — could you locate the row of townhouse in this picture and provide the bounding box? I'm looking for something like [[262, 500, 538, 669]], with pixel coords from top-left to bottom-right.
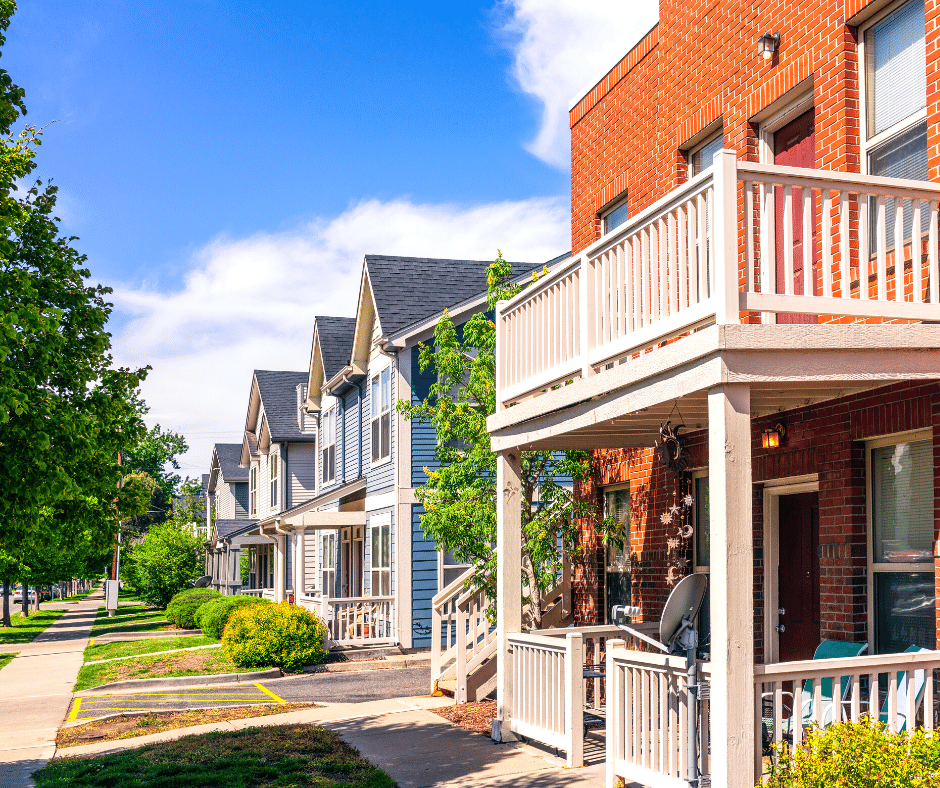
[[203, 254, 552, 649], [481, 0, 940, 784]]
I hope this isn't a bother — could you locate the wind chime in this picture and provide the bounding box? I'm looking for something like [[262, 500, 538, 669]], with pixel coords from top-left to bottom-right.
[[655, 418, 694, 587]]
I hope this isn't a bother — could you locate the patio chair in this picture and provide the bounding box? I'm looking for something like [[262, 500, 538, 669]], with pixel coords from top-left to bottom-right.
[[761, 639, 868, 751], [879, 645, 930, 732]]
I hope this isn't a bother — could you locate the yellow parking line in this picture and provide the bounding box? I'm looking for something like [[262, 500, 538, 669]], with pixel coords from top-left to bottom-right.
[[88, 639, 94, 647], [91, 692, 265, 699], [67, 698, 82, 722], [254, 683, 286, 704]]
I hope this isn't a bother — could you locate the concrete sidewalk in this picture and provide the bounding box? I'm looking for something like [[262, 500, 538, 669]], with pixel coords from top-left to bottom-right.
[[53, 693, 606, 787], [0, 588, 103, 787]]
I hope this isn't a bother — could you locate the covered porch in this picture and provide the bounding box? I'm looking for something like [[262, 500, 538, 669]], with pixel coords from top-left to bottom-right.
[[487, 152, 940, 787]]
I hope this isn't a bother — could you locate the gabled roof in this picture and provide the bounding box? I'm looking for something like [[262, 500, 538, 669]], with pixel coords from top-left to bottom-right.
[[364, 255, 542, 338], [213, 443, 248, 483], [214, 519, 257, 540], [252, 370, 310, 441], [316, 317, 356, 380]]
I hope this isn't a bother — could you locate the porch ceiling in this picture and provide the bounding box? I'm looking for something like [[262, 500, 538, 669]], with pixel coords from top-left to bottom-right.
[[488, 323, 940, 451]]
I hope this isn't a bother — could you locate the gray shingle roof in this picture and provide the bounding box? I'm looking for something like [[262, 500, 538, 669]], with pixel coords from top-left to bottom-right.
[[254, 370, 313, 441], [214, 443, 248, 482], [315, 316, 356, 379], [365, 255, 556, 338], [215, 519, 258, 539]]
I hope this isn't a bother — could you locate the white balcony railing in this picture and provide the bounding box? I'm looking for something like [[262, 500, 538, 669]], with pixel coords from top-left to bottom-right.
[[306, 595, 396, 646], [496, 151, 940, 408]]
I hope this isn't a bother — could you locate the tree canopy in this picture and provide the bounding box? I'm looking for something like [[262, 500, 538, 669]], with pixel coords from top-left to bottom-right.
[[397, 254, 619, 627]]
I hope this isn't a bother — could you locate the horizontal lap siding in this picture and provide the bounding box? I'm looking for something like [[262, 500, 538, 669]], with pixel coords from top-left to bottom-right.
[[411, 345, 438, 487], [412, 504, 438, 648], [233, 482, 249, 519], [343, 389, 359, 483], [216, 485, 233, 520], [289, 444, 318, 507]]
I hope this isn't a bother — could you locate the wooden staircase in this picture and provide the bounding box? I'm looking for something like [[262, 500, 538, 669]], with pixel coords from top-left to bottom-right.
[[430, 564, 573, 703]]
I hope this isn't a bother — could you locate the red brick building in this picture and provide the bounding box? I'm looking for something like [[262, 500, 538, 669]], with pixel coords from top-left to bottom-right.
[[567, 0, 940, 664]]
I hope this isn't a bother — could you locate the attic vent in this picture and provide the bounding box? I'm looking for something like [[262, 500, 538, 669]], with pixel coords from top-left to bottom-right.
[[297, 384, 308, 431]]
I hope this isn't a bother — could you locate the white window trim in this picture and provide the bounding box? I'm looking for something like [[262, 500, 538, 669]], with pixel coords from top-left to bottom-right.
[[602, 482, 631, 624], [269, 451, 279, 511], [249, 465, 258, 516], [321, 406, 337, 484], [865, 427, 934, 653], [369, 359, 394, 468], [601, 193, 629, 236], [687, 130, 724, 180], [858, 0, 927, 176]]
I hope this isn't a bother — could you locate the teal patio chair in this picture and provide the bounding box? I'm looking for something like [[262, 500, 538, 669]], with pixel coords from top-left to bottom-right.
[[879, 645, 930, 732]]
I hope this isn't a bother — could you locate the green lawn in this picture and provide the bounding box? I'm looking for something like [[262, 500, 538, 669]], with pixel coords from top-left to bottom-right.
[[0, 653, 15, 670], [74, 646, 268, 690], [84, 634, 218, 663], [0, 609, 66, 646], [90, 605, 169, 635], [34, 725, 395, 787], [116, 588, 147, 604]]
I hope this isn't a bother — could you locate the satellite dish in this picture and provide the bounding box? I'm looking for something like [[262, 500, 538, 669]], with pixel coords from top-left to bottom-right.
[[193, 575, 212, 588], [660, 573, 707, 651]]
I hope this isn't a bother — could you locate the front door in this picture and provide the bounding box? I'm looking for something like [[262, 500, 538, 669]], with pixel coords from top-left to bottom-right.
[[777, 491, 821, 662], [773, 109, 818, 324]]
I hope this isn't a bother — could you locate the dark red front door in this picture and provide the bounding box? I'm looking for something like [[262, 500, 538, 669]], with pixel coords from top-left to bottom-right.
[[777, 492, 821, 663], [774, 110, 818, 324]]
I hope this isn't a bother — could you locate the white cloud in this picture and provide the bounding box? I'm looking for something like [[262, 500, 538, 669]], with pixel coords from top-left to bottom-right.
[[495, 0, 659, 168], [111, 197, 569, 476]]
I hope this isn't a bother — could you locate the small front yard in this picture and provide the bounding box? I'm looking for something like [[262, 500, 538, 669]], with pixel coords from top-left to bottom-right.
[[0, 609, 66, 646], [74, 647, 275, 691], [90, 605, 171, 635], [56, 704, 317, 747], [84, 634, 217, 663], [36, 724, 395, 787]]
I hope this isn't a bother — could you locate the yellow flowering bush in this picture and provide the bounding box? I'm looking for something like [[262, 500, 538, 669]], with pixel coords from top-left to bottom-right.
[[222, 601, 327, 672]]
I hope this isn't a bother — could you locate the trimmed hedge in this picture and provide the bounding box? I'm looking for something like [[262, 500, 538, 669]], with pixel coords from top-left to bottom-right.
[[197, 595, 269, 640], [223, 601, 327, 672], [165, 588, 221, 630]]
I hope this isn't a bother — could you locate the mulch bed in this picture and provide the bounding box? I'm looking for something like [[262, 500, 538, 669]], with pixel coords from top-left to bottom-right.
[[431, 700, 496, 736]]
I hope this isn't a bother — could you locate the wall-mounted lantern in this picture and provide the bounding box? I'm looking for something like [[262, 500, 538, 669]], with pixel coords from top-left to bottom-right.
[[758, 32, 781, 61], [761, 422, 787, 449]]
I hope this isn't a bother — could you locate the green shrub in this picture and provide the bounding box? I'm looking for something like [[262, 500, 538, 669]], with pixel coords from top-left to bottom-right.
[[223, 601, 327, 672], [764, 718, 940, 787], [165, 588, 221, 629], [197, 595, 269, 640]]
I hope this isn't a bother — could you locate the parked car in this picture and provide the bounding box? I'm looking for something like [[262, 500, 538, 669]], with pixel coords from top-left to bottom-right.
[[12, 586, 36, 604]]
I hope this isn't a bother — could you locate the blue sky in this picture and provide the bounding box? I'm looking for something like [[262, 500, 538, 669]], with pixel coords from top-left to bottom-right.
[[4, 1, 656, 474]]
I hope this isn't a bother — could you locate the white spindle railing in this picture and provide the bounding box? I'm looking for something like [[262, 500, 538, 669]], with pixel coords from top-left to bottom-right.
[[237, 588, 267, 597], [754, 649, 940, 777], [315, 595, 395, 645], [606, 643, 711, 788], [496, 153, 940, 408]]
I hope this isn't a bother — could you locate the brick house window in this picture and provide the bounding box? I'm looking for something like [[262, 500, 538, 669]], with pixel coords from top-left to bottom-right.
[[321, 408, 336, 484], [371, 367, 391, 463], [862, 0, 928, 246], [689, 133, 723, 178], [868, 433, 936, 653], [602, 195, 629, 235], [604, 487, 631, 623]]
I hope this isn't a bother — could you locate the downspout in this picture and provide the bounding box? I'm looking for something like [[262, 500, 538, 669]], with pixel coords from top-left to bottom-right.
[[283, 444, 290, 511]]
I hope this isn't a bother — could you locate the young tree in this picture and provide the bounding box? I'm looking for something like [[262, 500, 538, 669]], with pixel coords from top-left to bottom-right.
[[397, 254, 619, 627]]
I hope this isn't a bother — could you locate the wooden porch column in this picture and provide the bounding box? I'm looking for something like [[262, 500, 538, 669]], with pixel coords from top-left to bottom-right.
[[275, 533, 287, 602], [707, 383, 755, 788], [294, 529, 306, 597], [493, 448, 522, 743]]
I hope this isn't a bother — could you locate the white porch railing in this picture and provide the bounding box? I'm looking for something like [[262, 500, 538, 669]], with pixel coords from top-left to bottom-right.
[[606, 642, 711, 788], [314, 595, 396, 646], [754, 649, 940, 777], [496, 152, 940, 408], [236, 588, 268, 597]]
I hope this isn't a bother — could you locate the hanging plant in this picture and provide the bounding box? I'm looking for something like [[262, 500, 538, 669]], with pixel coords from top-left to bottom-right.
[[656, 420, 690, 478]]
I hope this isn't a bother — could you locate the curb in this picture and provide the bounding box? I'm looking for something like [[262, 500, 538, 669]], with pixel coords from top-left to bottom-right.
[[80, 668, 282, 693], [303, 657, 431, 674]]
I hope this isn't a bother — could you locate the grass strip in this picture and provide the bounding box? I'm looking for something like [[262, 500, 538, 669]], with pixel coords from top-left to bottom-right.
[[36, 724, 395, 787], [84, 634, 217, 663], [0, 653, 15, 670], [0, 609, 66, 646], [91, 605, 170, 635], [74, 646, 273, 691], [56, 703, 319, 747]]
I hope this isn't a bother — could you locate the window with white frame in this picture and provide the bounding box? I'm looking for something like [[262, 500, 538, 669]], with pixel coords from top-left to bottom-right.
[[862, 0, 928, 248], [321, 532, 336, 596], [370, 517, 391, 596], [269, 452, 279, 509], [602, 195, 629, 235], [371, 367, 391, 463], [689, 132, 723, 178], [869, 434, 936, 653], [249, 466, 257, 516], [321, 408, 336, 484]]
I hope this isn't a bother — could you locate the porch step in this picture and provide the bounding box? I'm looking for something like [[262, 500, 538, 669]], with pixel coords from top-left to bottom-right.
[[329, 644, 403, 661]]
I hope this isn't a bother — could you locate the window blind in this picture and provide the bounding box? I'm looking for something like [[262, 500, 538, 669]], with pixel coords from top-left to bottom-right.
[[867, 0, 926, 137], [871, 439, 934, 562]]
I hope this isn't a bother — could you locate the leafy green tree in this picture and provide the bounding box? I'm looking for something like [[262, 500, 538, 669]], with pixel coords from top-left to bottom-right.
[[397, 254, 618, 627], [123, 520, 205, 607]]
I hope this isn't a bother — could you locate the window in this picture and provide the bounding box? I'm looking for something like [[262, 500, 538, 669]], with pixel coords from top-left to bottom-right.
[[370, 518, 391, 595], [863, 0, 928, 248], [869, 434, 936, 653], [321, 408, 336, 484], [604, 487, 631, 623], [693, 475, 710, 569], [442, 547, 469, 590], [249, 466, 257, 515], [602, 196, 629, 235], [371, 367, 391, 463], [269, 453, 279, 509], [321, 532, 336, 596], [689, 133, 723, 178]]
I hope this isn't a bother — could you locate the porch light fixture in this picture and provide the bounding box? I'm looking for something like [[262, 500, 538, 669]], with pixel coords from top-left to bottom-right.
[[758, 32, 780, 60], [762, 422, 787, 449]]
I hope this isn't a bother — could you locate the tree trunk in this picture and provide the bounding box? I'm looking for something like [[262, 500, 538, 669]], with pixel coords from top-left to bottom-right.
[[1, 580, 10, 627], [21, 586, 28, 618], [522, 553, 542, 629]]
